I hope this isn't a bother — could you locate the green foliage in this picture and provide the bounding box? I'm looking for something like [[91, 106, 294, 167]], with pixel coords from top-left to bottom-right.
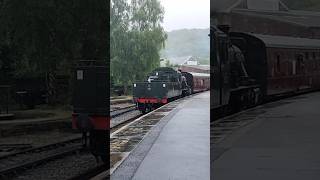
[[161, 28, 210, 61], [0, 0, 107, 77], [0, 0, 108, 103], [111, 0, 167, 88]]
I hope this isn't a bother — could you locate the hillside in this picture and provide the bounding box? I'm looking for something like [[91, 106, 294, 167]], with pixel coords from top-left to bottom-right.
[[160, 28, 210, 65], [159, 1, 320, 65]]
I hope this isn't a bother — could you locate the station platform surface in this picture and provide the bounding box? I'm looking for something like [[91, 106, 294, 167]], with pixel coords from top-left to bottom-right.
[[213, 91, 320, 180], [111, 91, 210, 180]]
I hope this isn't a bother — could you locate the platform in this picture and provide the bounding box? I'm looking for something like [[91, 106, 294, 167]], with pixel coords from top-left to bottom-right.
[[111, 91, 210, 180], [212, 91, 320, 180]]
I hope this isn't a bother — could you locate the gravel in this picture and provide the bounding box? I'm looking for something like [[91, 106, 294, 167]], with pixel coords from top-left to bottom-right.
[[0, 130, 80, 157], [0, 104, 137, 179], [13, 152, 101, 180], [110, 103, 135, 112], [111, 110, 141, 128]]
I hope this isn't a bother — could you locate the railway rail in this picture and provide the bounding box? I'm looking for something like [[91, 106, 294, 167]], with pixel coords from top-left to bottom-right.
[[67, 105, 141, 180], [0, 138, 83, 178], [0, 98, 186, 179], [109, 96, 190, 175], [110, 104, 136, 118], [0, 91, 308, 179], [0, 104, 138, 179], [67, 165, 108, 180]]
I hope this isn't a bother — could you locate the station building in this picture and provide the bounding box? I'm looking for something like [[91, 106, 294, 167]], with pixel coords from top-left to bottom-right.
[[212, 0, 320, 39], [179, 57, 210, 74]]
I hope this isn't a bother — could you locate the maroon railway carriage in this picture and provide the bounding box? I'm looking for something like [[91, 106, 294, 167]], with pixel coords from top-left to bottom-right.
[[230, 32, 320, 98], [190, 72, 210, 93], [181, 72, 210, 93]]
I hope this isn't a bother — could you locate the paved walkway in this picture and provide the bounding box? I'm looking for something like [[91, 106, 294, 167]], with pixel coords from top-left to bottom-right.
[[112, 91, 210, 180], [213, 92, 320, 180]]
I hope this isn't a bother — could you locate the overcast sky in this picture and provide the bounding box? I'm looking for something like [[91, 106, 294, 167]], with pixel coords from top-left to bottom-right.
[[159, 0, 210, 32]]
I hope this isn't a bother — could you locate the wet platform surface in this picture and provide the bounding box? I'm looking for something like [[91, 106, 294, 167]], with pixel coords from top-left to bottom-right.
[[212, 92, 320, 180], [111, 91, 210, 180]]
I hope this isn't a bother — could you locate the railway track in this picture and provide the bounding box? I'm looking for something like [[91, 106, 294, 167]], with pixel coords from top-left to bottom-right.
[[109, 97, 189, 176], [110, 103, 146, 132], [65, 108, 140, 180], [0, 102, 169, 179], [110, 104, 136, 118], [67, 165, 108, 180], [0, 138, 84, 179], [0, 104, 138, 179]]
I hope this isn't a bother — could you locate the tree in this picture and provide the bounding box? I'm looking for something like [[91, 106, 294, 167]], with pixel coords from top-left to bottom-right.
[[111, 0, 167, 94], [0, 0, 108, 104], [110, 0, 131, 87]]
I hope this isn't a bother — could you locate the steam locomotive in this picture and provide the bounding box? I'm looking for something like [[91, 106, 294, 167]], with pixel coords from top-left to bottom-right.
[[133, 67, 209, 113], [72, 60, 109, 163], [211, 25, 320, 120]]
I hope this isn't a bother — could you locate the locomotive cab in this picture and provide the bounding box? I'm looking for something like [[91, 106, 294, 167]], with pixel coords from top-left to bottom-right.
[[211, 25, 262, 119]]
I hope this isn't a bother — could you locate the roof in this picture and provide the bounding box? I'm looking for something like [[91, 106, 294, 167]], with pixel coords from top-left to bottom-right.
[[212, 0, 241, 13], [232, 9, 320, 27], [189, 72, 210, 77], [247, 0, 280, 11], [153, 67, 176, 73], [251, 33, 320, 49], [213, 0, 320, 28], [167, 56, 193, 65], [212, 0, 287, 13], [180, 64, 210, 71]]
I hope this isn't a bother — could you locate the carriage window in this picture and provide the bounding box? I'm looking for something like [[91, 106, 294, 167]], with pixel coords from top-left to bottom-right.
[[313, 52, 316, 59], [305, 52, 309, 60], [292, 60, 296, 75], [296, 54, 304, 74]]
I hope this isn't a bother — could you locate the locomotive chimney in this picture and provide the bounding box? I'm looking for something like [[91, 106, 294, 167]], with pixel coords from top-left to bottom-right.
[[217, 24, 231, 34]]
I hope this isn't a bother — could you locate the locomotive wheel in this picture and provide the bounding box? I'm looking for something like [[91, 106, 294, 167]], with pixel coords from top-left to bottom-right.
[[138, 103, 147, 114], [253, 88, 262, 105], [89, 130, 109, 165], [100, 155, 108, 164]]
